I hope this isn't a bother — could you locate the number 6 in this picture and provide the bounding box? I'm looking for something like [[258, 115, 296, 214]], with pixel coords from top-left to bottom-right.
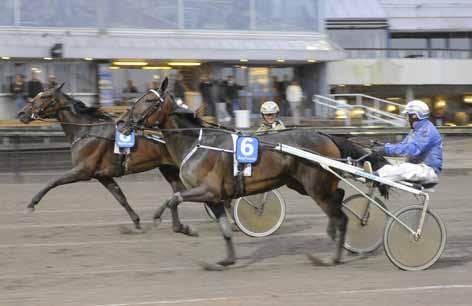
[[241, 138, 254, 156]]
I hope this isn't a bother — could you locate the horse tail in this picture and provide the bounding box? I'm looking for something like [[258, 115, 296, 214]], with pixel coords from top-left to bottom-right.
[[327, 134, 390, 199]]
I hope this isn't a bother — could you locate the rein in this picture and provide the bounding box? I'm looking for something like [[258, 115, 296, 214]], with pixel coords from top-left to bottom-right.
[[34, 117, 114, 127]]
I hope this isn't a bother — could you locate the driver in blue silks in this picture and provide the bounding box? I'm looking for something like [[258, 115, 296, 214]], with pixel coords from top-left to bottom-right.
[[375, 100, 443, 184]]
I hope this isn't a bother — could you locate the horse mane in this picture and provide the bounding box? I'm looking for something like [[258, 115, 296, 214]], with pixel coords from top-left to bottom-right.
[[61, 93, 112, 121], [168, 95, 236, 132]]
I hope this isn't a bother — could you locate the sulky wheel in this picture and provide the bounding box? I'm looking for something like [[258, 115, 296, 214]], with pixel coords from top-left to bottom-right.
[[383, 205, 446, 271], [342, 194, 388, 254], [233, 190, 286, 238]]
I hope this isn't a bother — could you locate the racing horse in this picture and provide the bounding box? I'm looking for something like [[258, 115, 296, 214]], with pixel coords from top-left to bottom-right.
[[17, 84, 197, 235], [118, 78, 389, 269]]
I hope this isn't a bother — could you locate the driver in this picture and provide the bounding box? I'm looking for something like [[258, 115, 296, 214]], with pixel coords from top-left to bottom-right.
[[256, 101, 285, 132], [375, 100, 443, 184]]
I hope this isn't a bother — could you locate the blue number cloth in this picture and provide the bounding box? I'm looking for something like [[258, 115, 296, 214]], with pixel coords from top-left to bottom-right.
[[115, 130, 136, 148], [236, 137, 259, 164]]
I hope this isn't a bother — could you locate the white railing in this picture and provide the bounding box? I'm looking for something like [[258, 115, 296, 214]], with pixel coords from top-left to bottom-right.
[[313, 94, 407, 127]]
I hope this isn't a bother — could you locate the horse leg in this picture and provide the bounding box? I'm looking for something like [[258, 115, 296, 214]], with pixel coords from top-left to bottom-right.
[[302, 174, 347, 265], [329, 188, 347, 263], [154, 187, 236, 268], [97, 177, 141, 230], [207, 202, 236, 267], [27, 168, 88, 211], [159, 167, 198, 236]]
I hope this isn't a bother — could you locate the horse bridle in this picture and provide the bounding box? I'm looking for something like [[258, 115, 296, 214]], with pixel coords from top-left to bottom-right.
[[31, 94, 67, 119], [127, 89, 165, 130]]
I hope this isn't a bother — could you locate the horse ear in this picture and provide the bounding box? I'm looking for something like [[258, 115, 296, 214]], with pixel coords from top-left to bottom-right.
[[160, 77, 168, 93], [56, 82, 65, 91]]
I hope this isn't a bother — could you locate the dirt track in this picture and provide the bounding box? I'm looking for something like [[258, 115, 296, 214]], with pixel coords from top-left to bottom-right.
[[1, 171, 472, 306]]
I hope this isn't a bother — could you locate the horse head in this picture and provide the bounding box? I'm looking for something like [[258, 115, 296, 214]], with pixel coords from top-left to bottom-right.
[[18, 83, 66, 123], [117, 77, 182, 134]]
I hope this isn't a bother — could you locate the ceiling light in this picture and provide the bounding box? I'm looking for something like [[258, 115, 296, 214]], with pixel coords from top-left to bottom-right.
[[167, 62, 201, 66], [84, 57, 93, 61], [142, 66, 172, 70], [43, 57, 53, 60], [1, 56, 10, 60], [364, 83, 371, 86], [307, 59, 316, 63], [240, 66, 247, 69], [240, 59, 248, 62], [109, 66, 120, 70], [338, 84, 346, 87], [112, 61, 148, 66], [463, 96, 472, 103], [276, 59, 285, 63]]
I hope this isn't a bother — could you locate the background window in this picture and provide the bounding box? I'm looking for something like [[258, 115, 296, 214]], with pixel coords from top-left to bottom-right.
[[184, 0, 250, 30], [0, 0, 14, 26], [255, 0, 318, 31], [104, 0, 178, 29]]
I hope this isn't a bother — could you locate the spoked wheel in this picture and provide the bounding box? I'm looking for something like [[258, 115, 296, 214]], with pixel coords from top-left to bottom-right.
[[233, 190, 286, 238], [342, 194, 388, 254], [384, 205, 446, 271]]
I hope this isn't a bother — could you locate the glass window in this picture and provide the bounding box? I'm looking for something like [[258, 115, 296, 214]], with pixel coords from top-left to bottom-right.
[[104, 0, 178, 29], [0, 0, 14, 26], [390, 38, 427, 49], [449, 38, 470, 58], [390, 38, 428, 58], [19, 0, 98, 27], [255, 0, 318, 31], [74, 63, 96, 92], [328, 29, 387, 49], [184, 0, 250, 30], [48, 63, 72, 92], [449, 37, 469, 49], [0, 63, 11, 93], [430, 38, 446, 49]]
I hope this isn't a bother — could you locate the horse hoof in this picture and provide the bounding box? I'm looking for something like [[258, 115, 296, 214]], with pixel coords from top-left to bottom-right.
[[198, 261, 226, 271], [217, 259, 235, 267], [153, 217, 162, 227], [306, 254, 334, 267]]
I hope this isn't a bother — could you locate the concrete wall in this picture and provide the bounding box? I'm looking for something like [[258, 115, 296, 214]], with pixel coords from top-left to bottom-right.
[[327, 59, 472, 85]]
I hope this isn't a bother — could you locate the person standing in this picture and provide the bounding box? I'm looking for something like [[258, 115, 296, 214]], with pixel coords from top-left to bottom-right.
[[10, 74, 26, 111], [122, 80, 138, 93], [199, 74, 216, 117], [286, 80, 303, 125], [26, 71, 44, 102], [47, 74, 58, 89], [225, 76, 243, 118], [173, 72, 186, 104]]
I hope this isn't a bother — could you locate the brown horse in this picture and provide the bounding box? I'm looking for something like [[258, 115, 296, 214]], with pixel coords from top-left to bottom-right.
[[17, 84, 197, 235], [118, 78, 389, 269]]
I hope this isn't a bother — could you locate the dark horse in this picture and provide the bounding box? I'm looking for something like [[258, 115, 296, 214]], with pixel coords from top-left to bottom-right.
[[17, 84, 197, 235], [118, 78, 389, 269]]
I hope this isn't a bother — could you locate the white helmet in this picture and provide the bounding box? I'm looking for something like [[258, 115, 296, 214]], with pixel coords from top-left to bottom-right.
[[260, 101, 279, 115], [402, 100, 430, 120]]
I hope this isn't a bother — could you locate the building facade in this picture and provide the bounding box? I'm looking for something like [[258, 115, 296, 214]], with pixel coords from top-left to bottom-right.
[[326, 0, 472, 126], [0, 0, 344, 119]]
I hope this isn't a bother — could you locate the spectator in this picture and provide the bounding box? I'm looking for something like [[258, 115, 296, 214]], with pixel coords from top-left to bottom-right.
[[286, 80, 303, 125], [225, 76, 243, 117], [199, 74, 216, 116], [26, 71, 44, 101], [10, 74, 26, 111], [123, 80, 138, 93], [173, 72, 186, 104], [47, 74, 58, 89]]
